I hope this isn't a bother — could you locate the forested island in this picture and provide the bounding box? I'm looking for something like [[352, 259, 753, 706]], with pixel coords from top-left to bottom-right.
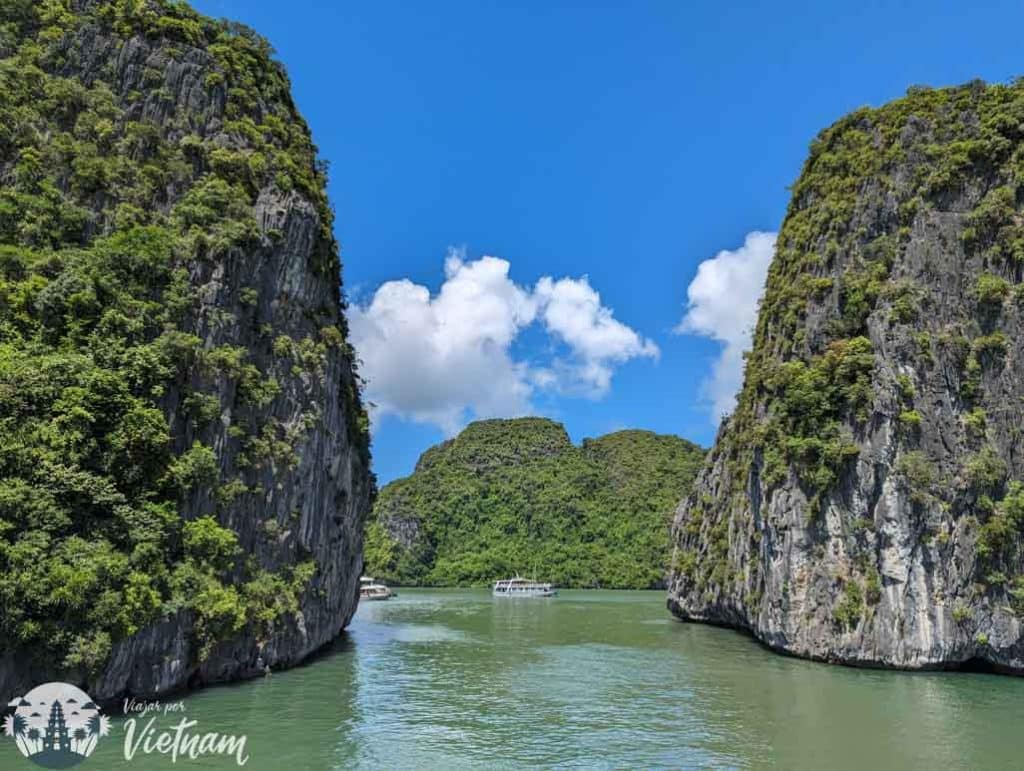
[[670, 79, 1024, 673], [0, 0, 372, 704], [364, 418, 704, 588]]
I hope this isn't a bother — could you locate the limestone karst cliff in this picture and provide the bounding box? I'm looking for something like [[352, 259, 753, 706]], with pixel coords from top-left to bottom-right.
[[0, 0, 372, 703], [668, 79, 1024, 673]]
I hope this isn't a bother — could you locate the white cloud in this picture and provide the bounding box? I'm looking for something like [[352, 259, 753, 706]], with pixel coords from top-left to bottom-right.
[[676, 231, 777, 421], [349, 251, 657, 434], [535, 276, 659, 395]]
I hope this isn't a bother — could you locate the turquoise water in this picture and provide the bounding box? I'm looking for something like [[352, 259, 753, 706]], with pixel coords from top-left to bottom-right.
[[18, 589, 1024, 769]]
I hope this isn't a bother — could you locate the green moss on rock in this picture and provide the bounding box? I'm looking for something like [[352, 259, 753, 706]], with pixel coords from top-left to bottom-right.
[[0, 0, 370, 678]]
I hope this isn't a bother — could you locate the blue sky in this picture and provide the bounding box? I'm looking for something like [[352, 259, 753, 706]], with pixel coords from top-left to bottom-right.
[[192, 0, 1024, 484]]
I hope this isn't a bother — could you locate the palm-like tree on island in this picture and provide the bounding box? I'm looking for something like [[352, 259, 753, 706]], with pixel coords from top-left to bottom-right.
[[27, 727, 42, 754], [73, 727, 88, 754], [2, 713, 29, 755]]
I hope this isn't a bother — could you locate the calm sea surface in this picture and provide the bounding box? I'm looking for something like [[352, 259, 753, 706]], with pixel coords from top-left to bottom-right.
[[64, 589, 1024, 769]]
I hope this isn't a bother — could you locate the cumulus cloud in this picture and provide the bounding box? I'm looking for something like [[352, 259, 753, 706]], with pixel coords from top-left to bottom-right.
[[349, 251, 657, 434], [676, 231, 777, 421], [535, 276, 659, 395]]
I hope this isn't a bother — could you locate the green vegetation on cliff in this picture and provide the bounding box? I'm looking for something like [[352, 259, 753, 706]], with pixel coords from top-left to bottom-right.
[[0, 0, 369, 673], [673, 78, 1024, 648], [365, 418, 704, 588]]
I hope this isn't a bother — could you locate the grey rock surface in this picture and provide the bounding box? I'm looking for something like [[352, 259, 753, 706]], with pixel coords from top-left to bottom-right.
[[0, 5, 372, 705], [668, 82, 1024, 674]]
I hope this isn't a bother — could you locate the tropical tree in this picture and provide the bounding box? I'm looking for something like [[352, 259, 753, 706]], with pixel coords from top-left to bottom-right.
[[83, 713, 110, 755], [73, 727, 88, 754], [27, 727, 41, 754], [2, 713, 29, 755]]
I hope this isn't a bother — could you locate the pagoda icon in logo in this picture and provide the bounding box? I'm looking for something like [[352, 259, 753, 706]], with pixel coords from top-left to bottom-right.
[[42, 700, 72, 756], [4, 682, 109, 768]]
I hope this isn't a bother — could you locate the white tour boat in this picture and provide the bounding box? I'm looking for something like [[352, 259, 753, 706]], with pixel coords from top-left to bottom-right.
[[492, 576, 557, 598], [360, 576, 394, 601]]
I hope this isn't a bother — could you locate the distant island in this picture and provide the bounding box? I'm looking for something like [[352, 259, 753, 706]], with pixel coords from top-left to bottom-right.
[[364, 418, 704, 588]]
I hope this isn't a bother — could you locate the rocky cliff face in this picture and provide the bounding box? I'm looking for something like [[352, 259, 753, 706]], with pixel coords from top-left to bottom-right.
[[668, 80, 1024, 673], [366, 418, 704, 588], [0, 1, 372, 704]]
